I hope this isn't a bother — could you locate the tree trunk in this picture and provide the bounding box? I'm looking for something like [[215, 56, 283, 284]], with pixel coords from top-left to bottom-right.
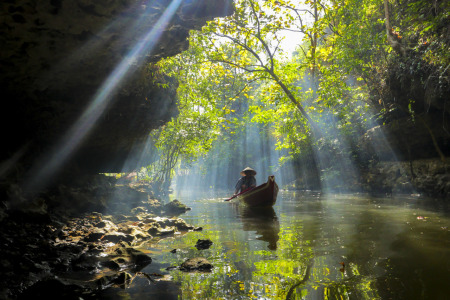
[[383, 0, 406, 56], [311, 0, 319, 81]]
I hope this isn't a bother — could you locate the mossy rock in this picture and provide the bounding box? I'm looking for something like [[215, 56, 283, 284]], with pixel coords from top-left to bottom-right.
[[163, 200, 191, 215]]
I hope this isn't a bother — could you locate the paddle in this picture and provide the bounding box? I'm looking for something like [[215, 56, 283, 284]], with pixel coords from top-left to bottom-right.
[[224, 194, 238, 202], [224, 196, 235, 202], [224, 187, 253, 201]]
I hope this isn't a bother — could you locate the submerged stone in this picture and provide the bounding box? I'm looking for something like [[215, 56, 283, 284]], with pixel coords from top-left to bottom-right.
[[195, 239, 213, 250], [180, 257, 213, 272]]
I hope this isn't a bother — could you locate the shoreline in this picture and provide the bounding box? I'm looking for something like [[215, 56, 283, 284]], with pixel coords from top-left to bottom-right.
[[0, 178, 195, 299]]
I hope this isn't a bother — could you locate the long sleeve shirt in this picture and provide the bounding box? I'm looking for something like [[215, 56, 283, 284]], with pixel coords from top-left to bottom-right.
[[234, 176, 256, 193]]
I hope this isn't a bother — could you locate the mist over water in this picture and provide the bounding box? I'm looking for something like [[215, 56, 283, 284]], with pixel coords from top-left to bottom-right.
[[170, 84, 409, 197], [172, 120, 296, 196]]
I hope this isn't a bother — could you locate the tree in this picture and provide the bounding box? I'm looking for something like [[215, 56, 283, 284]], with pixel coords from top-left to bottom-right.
[[145, 34, 253, 194], [157, 0, 377, 191], [201, 0, 321, 133]]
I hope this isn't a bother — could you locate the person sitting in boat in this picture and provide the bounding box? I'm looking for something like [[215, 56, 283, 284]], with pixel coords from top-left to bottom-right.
[[234, 167, 257, 195]]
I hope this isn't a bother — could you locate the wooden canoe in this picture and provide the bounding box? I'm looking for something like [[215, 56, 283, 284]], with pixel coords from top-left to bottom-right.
[[232, 175, 279, 207]]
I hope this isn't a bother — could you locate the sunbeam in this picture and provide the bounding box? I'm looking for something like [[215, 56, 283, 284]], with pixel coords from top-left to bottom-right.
[[170, 119, 289, 199], [24, 0, 183, 191]]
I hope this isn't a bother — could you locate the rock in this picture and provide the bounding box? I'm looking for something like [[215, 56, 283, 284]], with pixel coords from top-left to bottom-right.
[[93, 221, 107, 228], [83, 232, 104, 242], [180, 257, 213, 272], [93, 219, 116, 230], [107, 214, 134, 223], [1, 0, 235, 176], [72, 253, 99, 271], [0, 175, 206, 298], [102, 233, 134, 243], [142, 217, 194, 236], [17, 278, 85, 299], [105, 242, 152, 268], [7, 193, 51, 223], [195, 239, 213, 250], [157, 226, 176, 236], [101, 260, 121, 271], [129, 227, 150, 240], [163, 200, 191, 215], [132, 253, 152, 266], [113, 272, 133, 287], [146, 198, 163, 215], [108, 241, 131, 255], [358, 114, 450, 162], [0, 205, 7, 223], [131, 206, 147, 214], [96, 272, 132, 289], [146, 223, 176, 236], [361, 159, 450, 198], [171, 218, 195, 231]]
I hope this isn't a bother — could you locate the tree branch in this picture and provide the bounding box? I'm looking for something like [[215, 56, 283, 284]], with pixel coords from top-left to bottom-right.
[[248, 0, 276, 71]]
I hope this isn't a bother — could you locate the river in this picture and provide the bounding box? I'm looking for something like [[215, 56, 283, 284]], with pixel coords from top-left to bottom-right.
[[99, 191, 450, 299]]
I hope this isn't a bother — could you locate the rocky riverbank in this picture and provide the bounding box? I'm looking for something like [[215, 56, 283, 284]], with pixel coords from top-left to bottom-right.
[[0, 175, 200, 299], [362, 158, 450, 198], [285, 158, 450, 200]]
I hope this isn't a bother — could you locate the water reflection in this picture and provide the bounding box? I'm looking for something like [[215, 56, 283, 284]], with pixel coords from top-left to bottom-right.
[[101, 192, 450, 299], [237, 205, 280, 250]]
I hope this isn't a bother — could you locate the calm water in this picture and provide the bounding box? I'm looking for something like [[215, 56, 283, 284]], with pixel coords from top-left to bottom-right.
[[100, 191, 450, 299]]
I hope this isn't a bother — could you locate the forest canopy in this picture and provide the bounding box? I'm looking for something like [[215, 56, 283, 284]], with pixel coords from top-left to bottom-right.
[[141, 0, 449, 194]]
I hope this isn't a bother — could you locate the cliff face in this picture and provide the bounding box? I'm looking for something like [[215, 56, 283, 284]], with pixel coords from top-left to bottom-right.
[[1, 0, 234, 179]]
